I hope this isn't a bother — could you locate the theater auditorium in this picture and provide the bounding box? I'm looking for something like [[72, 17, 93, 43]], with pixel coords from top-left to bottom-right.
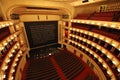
[[0, 0, 120, 80]]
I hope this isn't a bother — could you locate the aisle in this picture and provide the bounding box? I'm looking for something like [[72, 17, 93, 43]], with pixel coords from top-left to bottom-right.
[[50, 56, 67, 80]]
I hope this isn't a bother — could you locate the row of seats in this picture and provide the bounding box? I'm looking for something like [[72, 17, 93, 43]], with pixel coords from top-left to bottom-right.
[[70, 30, 120, 60], [84, 73, 97, 80], [103, 3, 120, 12], [54, 50, 85, 80], [72, 23, 120, 42], [0, 40, 16, 65], [69, 42, 113, 80], [26, 57, 61, 80], [25, 49, 99, 80], [0, 27, 10, 41], [69, 31, 120, 79], [74, 11, 120, 22]]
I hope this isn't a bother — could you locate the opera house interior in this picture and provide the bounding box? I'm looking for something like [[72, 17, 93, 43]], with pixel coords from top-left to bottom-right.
[[0, 0, 120, 80]]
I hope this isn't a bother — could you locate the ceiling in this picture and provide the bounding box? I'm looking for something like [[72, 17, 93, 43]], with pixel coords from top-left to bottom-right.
[[45, 0, 106, 6], [10, 0, 106, 16], [46, 0, 79, 2]]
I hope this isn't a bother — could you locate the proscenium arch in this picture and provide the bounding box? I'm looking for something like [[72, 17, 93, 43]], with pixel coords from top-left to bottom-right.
[[5, 0, 74, 20]]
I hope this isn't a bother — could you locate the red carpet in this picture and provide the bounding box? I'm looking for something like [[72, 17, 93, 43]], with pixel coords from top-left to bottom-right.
[[50, 56, 67, 80], [21, 61, 29, 80], [74, 65, 95, 80], [22, 54, 99, 80]]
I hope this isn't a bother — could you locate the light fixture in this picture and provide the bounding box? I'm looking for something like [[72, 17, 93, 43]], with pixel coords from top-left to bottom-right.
[[10, 36, 14, 40], [3, 74, 6, 79], [13, 63, 17, 67], [110, 24, 116, 28], [98, 58, 102, 62], [12, 50, 15, 53], [80, 30, 83, 33], [49, 53, 52, 55], [103, 64, 107, 68], [6, 59, 10, 63], [11, 76, 14, 80], [9, 22, 13, 25], [18, 54, 21, 57], [1, 24, 5, 27], [14, 34, 17, 37], [117, 68, 120, 72], [3, 41, 8, 46], [97, 22, 101, 25], [12, 69, 15, 73], [6, 23, 9, 26], [15, 58, 19, 61], [91, 21, 95, 24], [77, 29, 79, 32], [103, 23, 108, 26]]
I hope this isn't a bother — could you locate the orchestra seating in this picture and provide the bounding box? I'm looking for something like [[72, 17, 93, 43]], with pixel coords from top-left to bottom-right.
[[26, 58, 61, 80], [23, 48, 99, 80], [54, 50, 85, 80]]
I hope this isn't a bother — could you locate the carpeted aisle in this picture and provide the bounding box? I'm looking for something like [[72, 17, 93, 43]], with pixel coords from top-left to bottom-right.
[[50, 56, 67, 80]]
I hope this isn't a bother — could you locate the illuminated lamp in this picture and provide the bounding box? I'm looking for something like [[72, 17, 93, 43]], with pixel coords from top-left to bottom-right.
[[9, 22, 13, 25], [9, 54, 13, 57], [10, 36, 14, 40], [117, 68, 120, 72], [6, 23, 9, 26], [110, 24, 116, 28], [18, 54, 21, 57], [82, 46, 85, 49], [86, 21, 90, 24], [49, 53, 52, 56], [15, 58, 19, 61], [3, 74, 6, 79], [91, 22, 95, 24], [7, 37, 11, 42], [6, 59, 10, 63], [77, 20, 80, 23], [97, 46, 100, 50], [11, 76, 14, 80], [76, 29, 79, 32], [85, 48, 89, 51], [70, 28, 72, 30], [12, 50, 15, 53], [97, 22, 101, 25], [80, 30, 83, 33], [90, 51, 93, 54], [87, 40, 90, 44], [1, 24, 5, 27], [81, 21, 85, 23], [103, 23, 108, 26], [13, 63, 17, 67], [94, 54, 98, 58], [3, 41, 7, 46], [103, 64, 107, 68], [14, 34, 17, 37], [98, 58, 102, 63], [5, 66, 8, 70], [12, 69, 15, 73]]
